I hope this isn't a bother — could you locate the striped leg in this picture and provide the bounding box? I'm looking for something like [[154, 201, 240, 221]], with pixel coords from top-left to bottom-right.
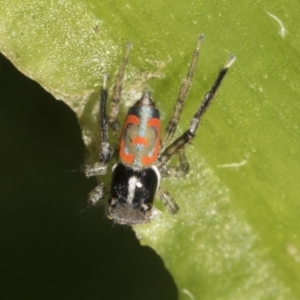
[[156, 187, 179, 214], [84, 76, 113, 206], [108, 43, 131, 136], [160, 54, 236, 166], [162, 35, 205, 149], [84, 75, 113, 176], [160, 151, 189, 178]]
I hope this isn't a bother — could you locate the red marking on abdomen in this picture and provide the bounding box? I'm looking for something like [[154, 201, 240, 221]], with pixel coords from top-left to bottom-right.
[[119, 114, 161, 167], [133, 136, 148, 146], [119, 115, 140, 165], [141, 118, 161, 166]]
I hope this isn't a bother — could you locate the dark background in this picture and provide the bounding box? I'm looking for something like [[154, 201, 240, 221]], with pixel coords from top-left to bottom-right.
[[0, 54, 177, 300]]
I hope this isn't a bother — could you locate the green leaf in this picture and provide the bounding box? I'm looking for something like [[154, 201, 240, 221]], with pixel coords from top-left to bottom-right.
[[1, 0, 300, 299]]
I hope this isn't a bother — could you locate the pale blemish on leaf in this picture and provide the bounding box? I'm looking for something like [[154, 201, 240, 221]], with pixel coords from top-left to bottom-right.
[[266, 12, 286, 38], [217, 156, 249, 168]]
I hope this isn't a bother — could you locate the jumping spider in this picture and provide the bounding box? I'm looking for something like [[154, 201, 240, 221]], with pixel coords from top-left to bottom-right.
[[84, 35, 235, 225]]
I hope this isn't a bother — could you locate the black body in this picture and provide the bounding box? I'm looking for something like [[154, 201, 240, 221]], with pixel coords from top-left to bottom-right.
[[108, 163, 159, 225]]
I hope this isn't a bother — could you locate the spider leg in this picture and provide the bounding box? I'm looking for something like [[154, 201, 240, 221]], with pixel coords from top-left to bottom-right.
[[156, 187, 179, 214], [84, 75, 114, 176], [160, 151, 189, 178], [83, 162, 108, 178], [87, 183, 105, 207], [108, 43, 131, 136], [160, 54, 236, 166], [99, 75, 115, 163], [83, 76, 113, 206], [162, 35, 205, 149]]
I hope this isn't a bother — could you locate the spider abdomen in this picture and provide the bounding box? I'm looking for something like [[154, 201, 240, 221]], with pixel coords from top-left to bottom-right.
[[119, 92, 161, 169]]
